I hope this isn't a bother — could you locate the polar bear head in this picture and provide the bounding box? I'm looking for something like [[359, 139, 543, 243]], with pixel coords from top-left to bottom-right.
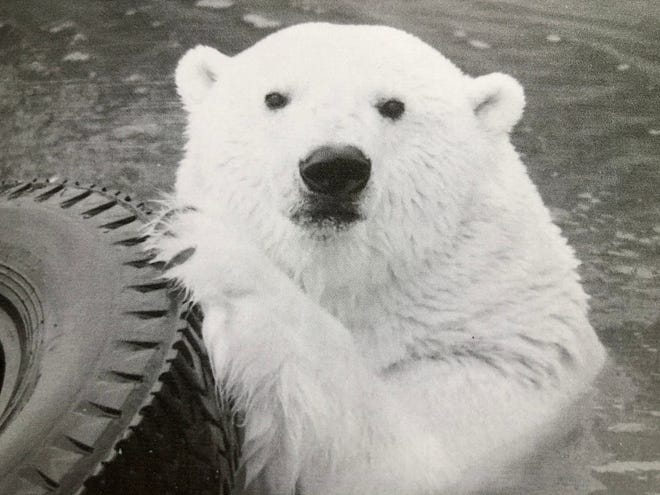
[[174, 23, 525, 291]]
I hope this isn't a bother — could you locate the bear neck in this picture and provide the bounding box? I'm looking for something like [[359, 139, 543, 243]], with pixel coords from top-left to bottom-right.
[[288, 172, 587, 371]]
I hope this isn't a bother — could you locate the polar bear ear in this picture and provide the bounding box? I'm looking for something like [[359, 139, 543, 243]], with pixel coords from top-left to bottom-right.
[[175, 45, 230, 108], [468, 73, 525, 134]]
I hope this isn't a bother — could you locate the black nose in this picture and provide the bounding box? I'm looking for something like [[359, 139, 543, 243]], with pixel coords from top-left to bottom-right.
[[299, 145, 371, 196]]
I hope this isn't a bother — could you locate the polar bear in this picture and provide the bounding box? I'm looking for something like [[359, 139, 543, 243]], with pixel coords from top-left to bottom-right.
[[150, 23, 606, 495]]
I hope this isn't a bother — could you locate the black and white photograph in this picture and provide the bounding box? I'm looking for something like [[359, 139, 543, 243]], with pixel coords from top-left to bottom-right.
[[0, 1, 658, 494]]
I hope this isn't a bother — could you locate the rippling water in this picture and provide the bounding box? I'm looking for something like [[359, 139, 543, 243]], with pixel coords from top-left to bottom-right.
[[0, 0, 658, 493]]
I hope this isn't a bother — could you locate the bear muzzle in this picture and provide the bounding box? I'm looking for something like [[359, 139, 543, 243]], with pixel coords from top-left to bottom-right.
[[292, 145, 371, 228], [299, 145, 371, 197]]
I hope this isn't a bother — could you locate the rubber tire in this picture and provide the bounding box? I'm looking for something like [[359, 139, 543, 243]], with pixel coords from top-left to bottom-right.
[[0, 180, 240, 495]]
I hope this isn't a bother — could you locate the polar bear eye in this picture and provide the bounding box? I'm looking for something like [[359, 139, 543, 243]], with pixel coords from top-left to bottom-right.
[[265, 92, 289, 110], [377, 98, 405, 120]]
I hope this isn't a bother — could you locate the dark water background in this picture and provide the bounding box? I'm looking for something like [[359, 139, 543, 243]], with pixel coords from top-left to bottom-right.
[[0, 0, 658, 493]]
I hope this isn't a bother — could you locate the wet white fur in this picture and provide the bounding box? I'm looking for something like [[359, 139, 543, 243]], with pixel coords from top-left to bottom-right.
[[151, 23, 606, 495]]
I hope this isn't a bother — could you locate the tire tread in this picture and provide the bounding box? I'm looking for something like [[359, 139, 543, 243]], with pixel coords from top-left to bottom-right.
[[0, 180, 239, 495]]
